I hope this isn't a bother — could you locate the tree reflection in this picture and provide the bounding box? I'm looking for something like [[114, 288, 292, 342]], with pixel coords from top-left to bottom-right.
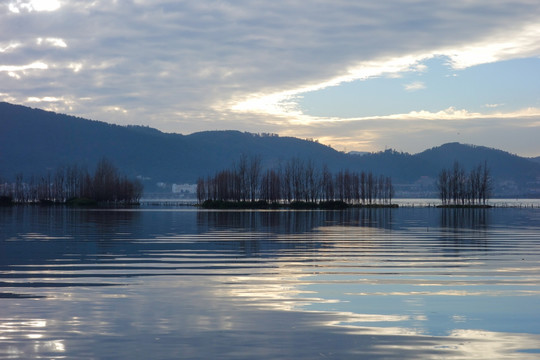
[[196, 208, 395, 235], [438, 208, 490, 252], [439, 208, 490, 230]]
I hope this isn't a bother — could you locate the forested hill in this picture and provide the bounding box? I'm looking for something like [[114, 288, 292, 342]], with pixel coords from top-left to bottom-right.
[[1, 102, 539, 197], [0, 102, 347, 184]]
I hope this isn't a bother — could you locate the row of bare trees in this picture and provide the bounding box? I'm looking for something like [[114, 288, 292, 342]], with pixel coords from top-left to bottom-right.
[[197, 156, 394, 205], [0, 158, 143, 204], [437, 161, 492, 205]]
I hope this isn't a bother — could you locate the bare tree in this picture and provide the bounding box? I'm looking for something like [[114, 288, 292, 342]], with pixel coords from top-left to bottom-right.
[[366, 172, 374, 204], [198, 155, 396, 207], [248, 156, 261, 202], [196, 177, 206, 203], [438, 161, 492, 205], [360, 172, 366, 205], [321, 165, 334, 201], [480, 161, 492, 205], [437, 169, 449, 205], [53, 166, 66, 202], [385, 176, 394, 205], [260, 169, 281, 203], [304, 160, 319, 202], [236, 154, 248, 201]]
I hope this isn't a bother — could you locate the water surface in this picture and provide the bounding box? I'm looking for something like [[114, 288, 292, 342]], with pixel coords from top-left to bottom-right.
[[1, 206, 539, 359]]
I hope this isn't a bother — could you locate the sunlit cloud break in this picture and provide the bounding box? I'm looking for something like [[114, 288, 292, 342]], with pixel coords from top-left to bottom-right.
[[230, 22, 540, 126], [289, 107, 540, 126], [444, 23, 540, 69], [231, 54, 432, 117]]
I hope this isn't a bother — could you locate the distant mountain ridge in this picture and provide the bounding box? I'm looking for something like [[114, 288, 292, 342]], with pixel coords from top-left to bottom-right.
[[1, 102, 539, 197]]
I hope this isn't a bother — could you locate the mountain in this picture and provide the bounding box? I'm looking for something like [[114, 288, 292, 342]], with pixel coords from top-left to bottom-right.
[[0, 102, 347, 188], [1, 102, 539, 197]]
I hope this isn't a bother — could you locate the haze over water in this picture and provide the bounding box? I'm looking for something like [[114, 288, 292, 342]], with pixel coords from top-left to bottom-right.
[[1, 206, 540, 359]]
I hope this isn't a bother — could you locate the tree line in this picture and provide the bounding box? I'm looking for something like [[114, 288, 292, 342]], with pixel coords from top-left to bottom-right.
[[197, 156, 394, 206], [0, 158, 143, 205], [437, 161, 492, 206]]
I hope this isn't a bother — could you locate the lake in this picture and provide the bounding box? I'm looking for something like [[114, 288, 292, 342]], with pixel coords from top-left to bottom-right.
[[1, 205, 540, 359]]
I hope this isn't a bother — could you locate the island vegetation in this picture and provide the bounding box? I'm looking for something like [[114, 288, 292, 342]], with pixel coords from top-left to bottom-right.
[[436, 161, 492, 207], [197, 156, 396, 209], [0, 158, 143, 206]]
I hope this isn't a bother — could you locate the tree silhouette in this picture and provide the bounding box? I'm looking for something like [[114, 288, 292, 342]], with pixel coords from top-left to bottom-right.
[[1, 158, 142, 204], [437, 161, 492, 206], [197, 155, 394, 207]]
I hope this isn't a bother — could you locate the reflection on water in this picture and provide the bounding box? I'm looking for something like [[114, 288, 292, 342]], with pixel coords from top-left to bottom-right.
[[197, 208, 396, 234], [1, 206, 540, 359], [440, 207, 489, 230]]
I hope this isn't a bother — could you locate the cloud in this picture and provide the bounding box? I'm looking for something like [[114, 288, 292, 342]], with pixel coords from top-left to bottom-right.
[[26, 96, 63, 103], [1, 0, 540, 155], [0, 61, 48, 72], [404, 81, 426, 91], [280, 107, 540, 136], [357, 107, 540, 122], [270, 107, 540, 156], [443, 23, 540, 69], [229, 20, 540, 124], [36, 37, 67, 48], [0, 42, 21, 53], [8, 0, 61, 13], [230, 54, 435, 117]]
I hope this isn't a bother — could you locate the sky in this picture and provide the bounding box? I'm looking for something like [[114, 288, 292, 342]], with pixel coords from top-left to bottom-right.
[[1, 0, 540, 156]]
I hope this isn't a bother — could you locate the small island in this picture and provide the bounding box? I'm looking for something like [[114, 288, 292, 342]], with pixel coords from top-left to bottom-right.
[[196, 156, 396, 209], [200, 199, 399, 210], [435, 161, 493, 208], [0, 158, 142, 206], [196, 157, 495, 210]]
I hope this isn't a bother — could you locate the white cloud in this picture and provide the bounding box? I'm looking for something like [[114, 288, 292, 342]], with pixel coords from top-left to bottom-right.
[[26, 96, 61, 102], [362, 106, 540, 121], [8, 0, 61, 13], [103, 106, 128, 114], [7, 72, 21, 79], [231, 54, 434, 116], [68, 63, 83, 72], [404, 81, 426, 91], [277, 109, 540, 156], [0, 61, 48, 72], [279, 107, 540, 128], [444, 23, 540, 69], [0, 42, 21, 53], [37, 37, 67, 48]]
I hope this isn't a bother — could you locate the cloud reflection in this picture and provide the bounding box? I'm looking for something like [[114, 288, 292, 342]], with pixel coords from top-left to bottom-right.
[[0, 319, 65, 357], [2, 207, 540, 358], [202, 218, 540, 358]]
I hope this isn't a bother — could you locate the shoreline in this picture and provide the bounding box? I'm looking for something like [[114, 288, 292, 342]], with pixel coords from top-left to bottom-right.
[[3, 198, 540, 209]]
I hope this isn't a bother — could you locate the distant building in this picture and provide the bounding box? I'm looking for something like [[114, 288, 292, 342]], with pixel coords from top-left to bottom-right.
[[172, 183, 197, 194]]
